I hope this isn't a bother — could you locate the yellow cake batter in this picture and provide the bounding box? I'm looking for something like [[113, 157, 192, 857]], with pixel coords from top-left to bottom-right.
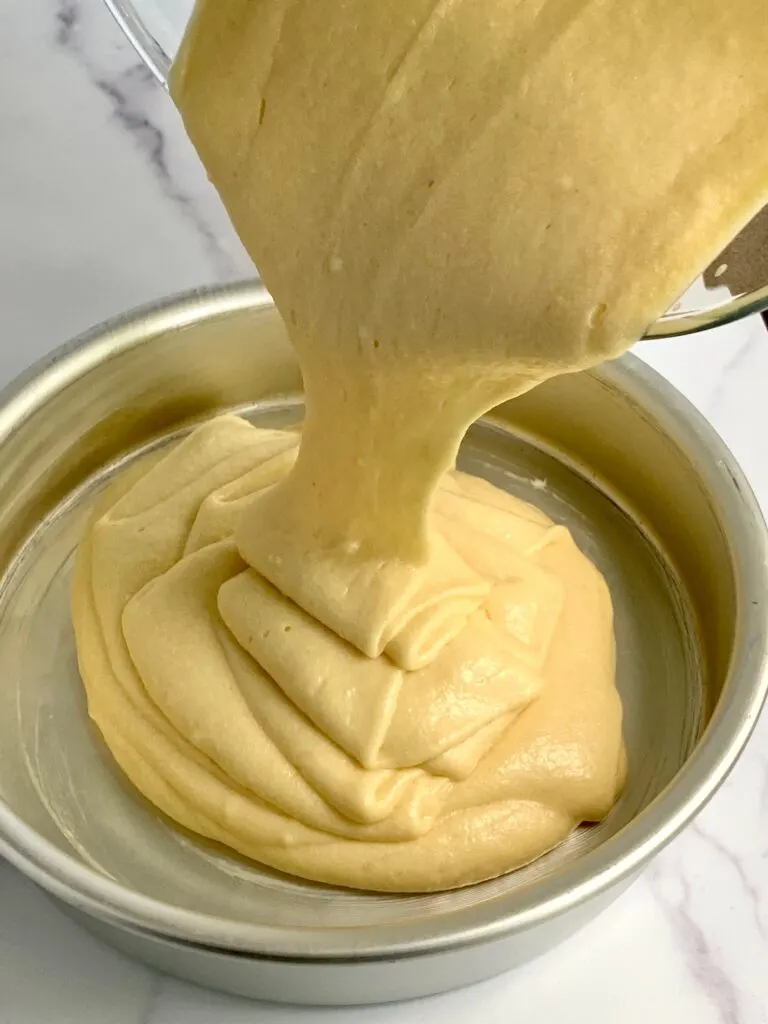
[[72, 0, 768, 891]]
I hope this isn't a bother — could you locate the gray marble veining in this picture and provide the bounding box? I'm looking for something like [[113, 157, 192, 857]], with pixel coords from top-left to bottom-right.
[[52, 0, 245, 280]]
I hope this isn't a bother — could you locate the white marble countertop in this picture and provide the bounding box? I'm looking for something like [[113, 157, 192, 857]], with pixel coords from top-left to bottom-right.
[[2, 3, 768, 1023]]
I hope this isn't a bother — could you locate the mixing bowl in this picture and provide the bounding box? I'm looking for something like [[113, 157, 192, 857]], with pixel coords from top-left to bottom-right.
[[0, 282, 766, 1005], [103, 0, 768, 340]]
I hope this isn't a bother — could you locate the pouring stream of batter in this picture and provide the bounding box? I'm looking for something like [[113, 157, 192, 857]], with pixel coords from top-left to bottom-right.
[[71, 0, 768, 890]]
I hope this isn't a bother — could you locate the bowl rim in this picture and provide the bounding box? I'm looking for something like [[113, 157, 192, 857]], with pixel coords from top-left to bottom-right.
[[1, 280, 767, 962]]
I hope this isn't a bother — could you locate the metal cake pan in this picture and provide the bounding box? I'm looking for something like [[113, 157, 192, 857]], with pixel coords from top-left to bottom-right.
[[0, 281, 766, 1005]]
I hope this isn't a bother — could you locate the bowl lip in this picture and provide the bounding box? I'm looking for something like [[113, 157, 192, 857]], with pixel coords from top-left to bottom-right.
[[1, 279, 767, 962], [103, 0, 171, 87]]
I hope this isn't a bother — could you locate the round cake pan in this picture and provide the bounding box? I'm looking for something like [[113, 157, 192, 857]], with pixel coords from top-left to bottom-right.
[[0, 281, 767, 1005]]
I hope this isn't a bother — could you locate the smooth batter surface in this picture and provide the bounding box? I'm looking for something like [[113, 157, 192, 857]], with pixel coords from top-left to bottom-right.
[[72, 0, 768, 891]]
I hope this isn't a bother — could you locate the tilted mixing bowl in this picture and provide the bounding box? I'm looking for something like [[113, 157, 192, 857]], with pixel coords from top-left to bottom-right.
[[103, 0, 768, 340]]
